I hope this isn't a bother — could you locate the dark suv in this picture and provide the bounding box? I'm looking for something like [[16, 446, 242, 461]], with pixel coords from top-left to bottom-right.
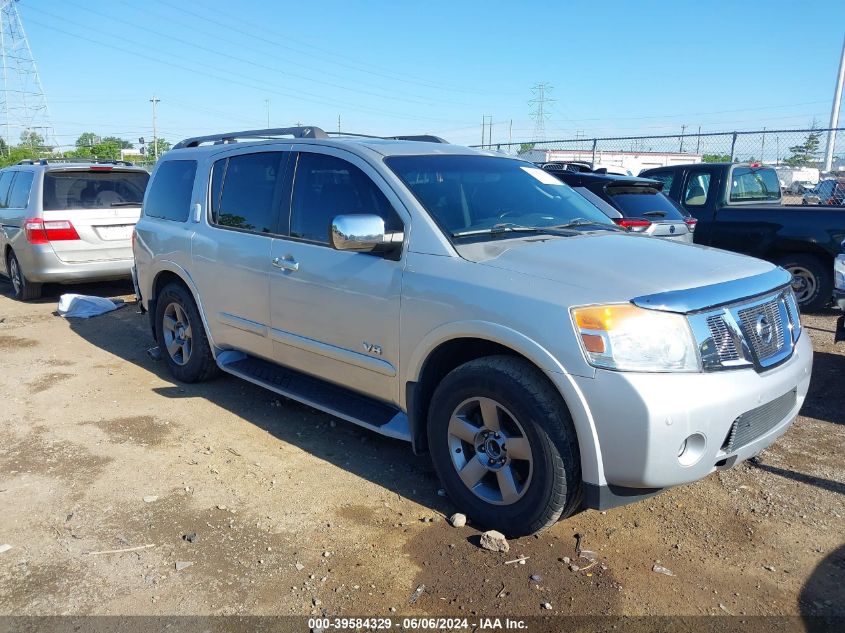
[[542, 167, 696, 243]]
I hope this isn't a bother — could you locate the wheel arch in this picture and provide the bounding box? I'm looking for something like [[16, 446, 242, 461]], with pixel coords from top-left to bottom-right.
[[148, 262, 216, 351], [404, 322, 602, 485]]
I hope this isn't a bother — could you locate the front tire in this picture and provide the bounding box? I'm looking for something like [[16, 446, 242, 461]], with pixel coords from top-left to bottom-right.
[[427, 356, 582, 537], [775, 253, 832, 312], [6, 250, 42, 301], [155, 283, 218, 383]]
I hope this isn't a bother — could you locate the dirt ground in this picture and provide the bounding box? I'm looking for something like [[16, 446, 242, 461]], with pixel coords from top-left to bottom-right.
[[0, 279, 842, 621]]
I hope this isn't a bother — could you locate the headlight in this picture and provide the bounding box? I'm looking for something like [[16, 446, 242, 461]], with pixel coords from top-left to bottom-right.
[[571, 303, 699, 372]]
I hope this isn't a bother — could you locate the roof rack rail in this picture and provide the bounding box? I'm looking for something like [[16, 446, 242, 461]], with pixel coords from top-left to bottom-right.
[[15, 158, 136, 166], [173, 126, 329, 149], [384, 134, 448, 144]]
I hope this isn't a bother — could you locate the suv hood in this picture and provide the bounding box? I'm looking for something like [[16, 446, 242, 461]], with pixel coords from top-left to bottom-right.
[[458, 233, 776, 298]]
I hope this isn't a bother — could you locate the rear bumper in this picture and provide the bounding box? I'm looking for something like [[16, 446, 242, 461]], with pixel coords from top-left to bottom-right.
[[548, 332, 813, 507], [834, 254, 845, 311], [16, 243, 133, 283]]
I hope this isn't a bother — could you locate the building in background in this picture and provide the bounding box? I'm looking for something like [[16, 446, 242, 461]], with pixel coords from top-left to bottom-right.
[[519, 148, 702, 175]]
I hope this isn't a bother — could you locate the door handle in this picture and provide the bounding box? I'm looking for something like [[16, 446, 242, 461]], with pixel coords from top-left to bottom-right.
[[272, 255, 299, 272]]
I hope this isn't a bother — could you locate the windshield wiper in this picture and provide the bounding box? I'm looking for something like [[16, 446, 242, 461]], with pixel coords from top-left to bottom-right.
[[452, 223, 545, 238], [110, 201, 141, 207], [551, 218, 624, 231]]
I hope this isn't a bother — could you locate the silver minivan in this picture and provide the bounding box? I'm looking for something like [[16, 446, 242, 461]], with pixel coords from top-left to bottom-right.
[[0, 159, 150, 300]]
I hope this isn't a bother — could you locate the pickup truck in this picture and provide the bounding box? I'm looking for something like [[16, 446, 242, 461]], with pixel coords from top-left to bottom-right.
[[640, 162, 845, 310]]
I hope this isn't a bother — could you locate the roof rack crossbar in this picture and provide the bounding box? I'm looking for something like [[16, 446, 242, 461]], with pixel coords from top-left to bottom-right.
[[16, 158, 136, 166], [173, 126, 329, 149]]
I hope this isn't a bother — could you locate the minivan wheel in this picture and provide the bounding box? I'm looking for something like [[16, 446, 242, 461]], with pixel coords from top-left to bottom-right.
[[775, 254, 831, 312], [155, 283, 218, 383], [427, 356, 582, 537], [6, 250, 42, 301]]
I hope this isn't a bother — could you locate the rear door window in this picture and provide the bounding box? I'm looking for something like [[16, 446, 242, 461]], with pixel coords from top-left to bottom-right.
[[7, 171, 34, 208], [729, 167, 781, 203], [605, 185, 686, 219], [0, 171, 16, 208], [643, 170, 674, 193], [44, 170, 150, 211], [211, 151, 290, 234], [144, 161, 196, 222], [683, 172, 711, 206]]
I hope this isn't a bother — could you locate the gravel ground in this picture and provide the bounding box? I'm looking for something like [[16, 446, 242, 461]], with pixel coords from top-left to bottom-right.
[[0, 279, 842, 619]]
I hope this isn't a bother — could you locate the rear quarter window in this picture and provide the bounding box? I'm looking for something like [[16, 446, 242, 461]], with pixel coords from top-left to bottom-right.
[[7, 171, 34, 208], [0, 171, 16, 208], [729, 167, 781, 203], [144, 161, 197, 222]]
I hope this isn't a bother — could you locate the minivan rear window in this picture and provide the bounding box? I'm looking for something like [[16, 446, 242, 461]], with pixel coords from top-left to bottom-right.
[[729, 167, 781, 203], [43, 170, 150, 211], [605, 186, 686, 219]]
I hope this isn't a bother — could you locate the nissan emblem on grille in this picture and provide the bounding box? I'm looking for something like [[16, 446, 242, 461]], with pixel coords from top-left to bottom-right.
[[755, 314, 774, 345]]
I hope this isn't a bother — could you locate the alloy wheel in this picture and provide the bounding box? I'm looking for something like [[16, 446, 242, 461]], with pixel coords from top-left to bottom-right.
[[787, 266, 817, 305], [447, 396, 533, 506], [162, 302, 193, 366], [9, 256, 21, 295]]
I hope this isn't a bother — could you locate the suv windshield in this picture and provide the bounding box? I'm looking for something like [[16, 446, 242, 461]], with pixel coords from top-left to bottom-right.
[[43, 169, 150, 210], [386, 155, 613, 238], [729, 166, 781, 203], [604, 185, 687, 219]]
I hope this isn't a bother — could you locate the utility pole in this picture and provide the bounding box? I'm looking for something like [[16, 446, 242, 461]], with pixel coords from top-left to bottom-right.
[[824, 33, 845, 172], [265, 99, 270, 127], [760, 127, 766, 162], [679, 124, 687, 152], [337, 114, 341, 134], [695, 126, 701, 154], [481, 115, 485, 148], [150, 95, 160, 161], [776, 136, 780, 165]]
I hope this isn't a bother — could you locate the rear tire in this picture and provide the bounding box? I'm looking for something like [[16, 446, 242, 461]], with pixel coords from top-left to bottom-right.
[[775, 253, 831, 312], [427, 355, 582, 537], [6, 250, 42, 301], [155, 282, 218, 383]]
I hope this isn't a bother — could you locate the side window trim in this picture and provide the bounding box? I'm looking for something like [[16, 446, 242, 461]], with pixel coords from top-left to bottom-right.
[[207, 150, 292, 237]]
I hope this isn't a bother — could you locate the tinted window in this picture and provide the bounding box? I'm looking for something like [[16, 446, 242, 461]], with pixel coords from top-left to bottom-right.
[[0, 171, 16, 208], [387, 155, 612, 237], [643, 171, 674, 192], [145, 161, 196, 222], [291, 152, 400, 243], [7, 171, 34, 208], [684, 172, 711, 206], [605, 186, 686, 219], [213, 152, 288, 233], [44, 170, 149, 210], [729, 167, 781, 203]]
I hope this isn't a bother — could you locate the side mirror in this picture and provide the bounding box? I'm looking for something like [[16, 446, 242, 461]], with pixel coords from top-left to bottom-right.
[[330, 214, 402, 253]]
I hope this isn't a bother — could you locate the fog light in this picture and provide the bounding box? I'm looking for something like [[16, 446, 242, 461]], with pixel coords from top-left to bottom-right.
[[678, 433, 706, 467]]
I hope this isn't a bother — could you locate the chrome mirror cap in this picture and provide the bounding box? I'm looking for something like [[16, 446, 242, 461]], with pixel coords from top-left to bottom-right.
[[331, 214, 390, 252]]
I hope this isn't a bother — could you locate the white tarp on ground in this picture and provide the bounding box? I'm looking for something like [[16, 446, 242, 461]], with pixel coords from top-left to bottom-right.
[[57, 294, 125, 319]]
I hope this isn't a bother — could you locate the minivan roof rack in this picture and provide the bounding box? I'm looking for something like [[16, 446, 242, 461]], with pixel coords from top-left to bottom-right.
[[174, 126, 449, 149], [16, 158, 136, 166]]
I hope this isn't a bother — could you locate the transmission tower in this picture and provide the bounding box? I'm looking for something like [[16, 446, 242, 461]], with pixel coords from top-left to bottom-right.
[[529, 83, 554, 141], [0, 0, 56, 154]]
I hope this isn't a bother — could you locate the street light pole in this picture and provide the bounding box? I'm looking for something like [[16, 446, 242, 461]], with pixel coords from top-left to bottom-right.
[[150, 95, 160, 161]]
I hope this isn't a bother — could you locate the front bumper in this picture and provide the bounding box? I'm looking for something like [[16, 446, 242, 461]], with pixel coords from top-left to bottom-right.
[[18, 243, 133, 283], [551, 332, 812, 505]]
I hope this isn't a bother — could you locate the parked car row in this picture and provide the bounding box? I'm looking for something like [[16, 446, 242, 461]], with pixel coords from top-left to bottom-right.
[[801, 177, 845, 206], [0, 132, 818, 536]]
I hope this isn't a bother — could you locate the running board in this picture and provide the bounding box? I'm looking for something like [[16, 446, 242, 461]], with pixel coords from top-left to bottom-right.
[[216, 351, 411, 442]]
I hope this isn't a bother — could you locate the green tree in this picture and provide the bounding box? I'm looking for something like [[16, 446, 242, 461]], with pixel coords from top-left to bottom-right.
[[20, 129, 46, 150], [518, 142, 536, 155], [702, 153, 731, 163], [784, 130, 821, 167], [75, 132, 100, 149]]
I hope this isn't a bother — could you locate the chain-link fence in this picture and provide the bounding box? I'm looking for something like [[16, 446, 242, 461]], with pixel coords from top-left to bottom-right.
[[473, 127, 845, 205]]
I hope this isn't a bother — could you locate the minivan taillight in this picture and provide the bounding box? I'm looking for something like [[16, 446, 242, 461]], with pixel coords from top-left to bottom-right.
[[613, 218, 652, 232], [684, 217, 698, 232], [24, 218, 80, 244]]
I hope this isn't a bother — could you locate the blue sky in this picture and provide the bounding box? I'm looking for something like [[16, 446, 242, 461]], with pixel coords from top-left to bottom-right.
[[16, 0, 845, 150]]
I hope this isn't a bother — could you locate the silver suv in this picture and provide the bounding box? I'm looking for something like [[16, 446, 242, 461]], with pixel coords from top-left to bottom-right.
[[133, 127, 813, 536], [0, 159, 149, 300]]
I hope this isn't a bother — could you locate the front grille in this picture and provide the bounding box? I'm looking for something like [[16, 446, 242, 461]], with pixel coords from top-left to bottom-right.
[[722, 389, 797, 452], [737, 298, 786, 362], [706, 314, 740, 362]]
